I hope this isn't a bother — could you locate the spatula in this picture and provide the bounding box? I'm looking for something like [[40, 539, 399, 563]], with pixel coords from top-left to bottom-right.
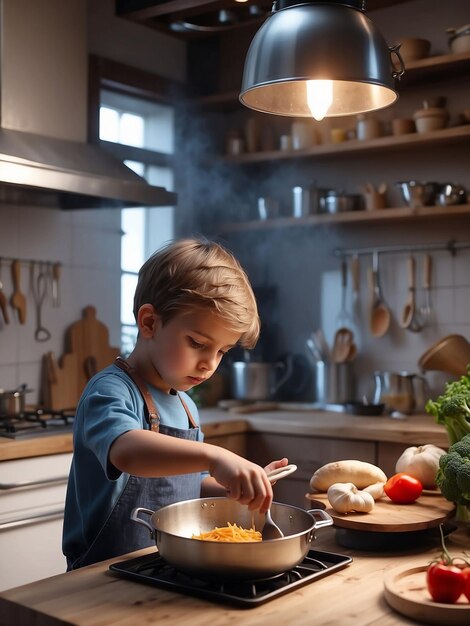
[[262, 464, 298, 540]]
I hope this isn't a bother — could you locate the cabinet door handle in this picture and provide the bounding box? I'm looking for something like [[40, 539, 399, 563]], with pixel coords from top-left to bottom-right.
[[0, 476, 69, 490], [0, 508, 64, 531]]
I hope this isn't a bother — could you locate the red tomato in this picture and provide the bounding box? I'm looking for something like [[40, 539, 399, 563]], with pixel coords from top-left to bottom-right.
[[384, 473, 422, 503], [426, 562, 466, 603], [463, 567, 470, 602]]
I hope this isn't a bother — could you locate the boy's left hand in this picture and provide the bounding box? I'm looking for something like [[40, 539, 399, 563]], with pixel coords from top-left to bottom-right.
[[264, 457, 289, 483]]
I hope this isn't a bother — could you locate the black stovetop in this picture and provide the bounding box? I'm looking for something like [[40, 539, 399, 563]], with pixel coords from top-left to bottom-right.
[[109, 549, 353, 608], [0, 408, 75, 439]]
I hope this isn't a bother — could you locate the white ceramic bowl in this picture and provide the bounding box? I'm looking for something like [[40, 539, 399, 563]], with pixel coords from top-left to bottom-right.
[[447, 24, 470, 54], [413, 108, 448, 133]]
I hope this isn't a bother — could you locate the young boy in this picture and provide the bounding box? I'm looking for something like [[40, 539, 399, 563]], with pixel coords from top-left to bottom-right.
[[63, 237, 287, 570]]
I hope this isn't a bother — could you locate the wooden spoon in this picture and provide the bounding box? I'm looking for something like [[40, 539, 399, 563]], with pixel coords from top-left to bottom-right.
[[369, 252, 391, 338], [332, 327, 354, 363], [346, 342, 358, 362], [0, 260, 9, 324], [10, 260, 27, 324], [400, 255, 416, 328]]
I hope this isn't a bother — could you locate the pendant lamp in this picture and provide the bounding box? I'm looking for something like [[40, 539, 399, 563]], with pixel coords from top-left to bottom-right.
[[239, 0, 404, 120]]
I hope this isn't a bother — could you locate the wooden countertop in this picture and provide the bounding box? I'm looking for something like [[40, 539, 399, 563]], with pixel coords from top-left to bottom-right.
[[1, 525, 469, 625], [0, 406, 448, 461]]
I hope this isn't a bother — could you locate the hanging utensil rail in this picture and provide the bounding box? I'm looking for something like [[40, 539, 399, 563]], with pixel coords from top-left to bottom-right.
[[335, 239, 470, 258], [0, 256, 61, 267]]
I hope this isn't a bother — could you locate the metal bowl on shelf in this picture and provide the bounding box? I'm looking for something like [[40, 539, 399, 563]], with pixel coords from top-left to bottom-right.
[[395, 181, 440, 208], [436, 183, 467, 206]]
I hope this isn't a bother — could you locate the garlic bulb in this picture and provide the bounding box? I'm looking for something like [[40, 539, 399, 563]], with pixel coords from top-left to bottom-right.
[[327, 482, 375, 514], [395, 444, 446, 488]]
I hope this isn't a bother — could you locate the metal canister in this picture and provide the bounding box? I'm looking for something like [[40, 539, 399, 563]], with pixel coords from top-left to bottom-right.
[[292, 186, 329, 217]]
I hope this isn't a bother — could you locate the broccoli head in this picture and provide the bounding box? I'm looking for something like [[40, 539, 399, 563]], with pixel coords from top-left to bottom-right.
[[425, 370, 470, 446], [436, 433, 470, 521]]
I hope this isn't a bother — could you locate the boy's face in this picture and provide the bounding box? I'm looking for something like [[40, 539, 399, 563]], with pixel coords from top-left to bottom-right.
[[147, 308, 241, 392]]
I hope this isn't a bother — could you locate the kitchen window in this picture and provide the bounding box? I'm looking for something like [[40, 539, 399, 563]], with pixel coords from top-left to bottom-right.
[[99, 90, 175, 355]]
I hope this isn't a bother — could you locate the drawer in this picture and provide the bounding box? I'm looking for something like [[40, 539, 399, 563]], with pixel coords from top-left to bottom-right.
[[247, 433, 376, 481], [0, 453, 72, 520]]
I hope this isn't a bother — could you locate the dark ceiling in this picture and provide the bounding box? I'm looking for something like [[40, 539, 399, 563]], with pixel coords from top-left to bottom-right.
[[116, 0, 414, 39]]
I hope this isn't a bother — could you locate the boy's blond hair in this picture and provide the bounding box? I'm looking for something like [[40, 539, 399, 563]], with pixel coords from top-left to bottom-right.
[[133, 238, 260, 348]]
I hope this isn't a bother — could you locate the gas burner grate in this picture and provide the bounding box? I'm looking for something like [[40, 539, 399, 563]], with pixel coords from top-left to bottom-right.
[[0, 408, 75, 438], [109, 549, 352, 607]]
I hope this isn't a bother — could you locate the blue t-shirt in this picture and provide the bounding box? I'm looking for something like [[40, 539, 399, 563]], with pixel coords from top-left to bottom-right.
[[62, 363, 204, 562]]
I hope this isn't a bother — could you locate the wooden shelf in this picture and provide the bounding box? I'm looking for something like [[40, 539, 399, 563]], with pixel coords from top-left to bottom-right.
[[222, 125, 470, 164], [400, 50, 470, 86], [218, 204, 470, 234], [189, 51, 470, 111]]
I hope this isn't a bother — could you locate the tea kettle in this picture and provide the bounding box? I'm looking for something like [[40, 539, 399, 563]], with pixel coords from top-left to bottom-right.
[[373, 371, 429, 415]]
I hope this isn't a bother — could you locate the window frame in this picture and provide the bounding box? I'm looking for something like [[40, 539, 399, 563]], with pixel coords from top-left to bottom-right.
[[89, 56, 182, 354]]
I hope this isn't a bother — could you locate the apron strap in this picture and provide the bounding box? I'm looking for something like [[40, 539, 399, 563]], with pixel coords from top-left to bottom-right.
[[177, 393, 199, 429], [114, 357, 160, 432], [114, 357, 198, 431]]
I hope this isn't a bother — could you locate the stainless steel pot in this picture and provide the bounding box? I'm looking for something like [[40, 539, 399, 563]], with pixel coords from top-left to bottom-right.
[[230, 358, 293, 401], [0, 385, 31, 416], [373, 371, 429, 415], [322, 192, 362, 214], [131, 497, 332, 579]]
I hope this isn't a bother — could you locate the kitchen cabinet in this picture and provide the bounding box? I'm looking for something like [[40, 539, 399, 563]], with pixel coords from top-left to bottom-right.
[[247, 432, 376, 508], [376, 441, 416, 477], [0, 452, 72, 591], [204, 432, 246, 457]]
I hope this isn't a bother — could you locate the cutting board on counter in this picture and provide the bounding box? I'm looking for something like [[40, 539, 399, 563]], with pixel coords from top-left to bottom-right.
[[66, 305, 120, 395], [43, 351, 79, 410], [306, 492, 455, 533]]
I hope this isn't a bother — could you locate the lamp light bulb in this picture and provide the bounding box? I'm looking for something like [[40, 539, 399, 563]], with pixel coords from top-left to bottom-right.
[[306, 80, 333, 121]]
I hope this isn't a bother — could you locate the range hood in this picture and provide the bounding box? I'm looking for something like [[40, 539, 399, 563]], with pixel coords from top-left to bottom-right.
[[0, 128, 176, 210], [0, 0, 176, 210]]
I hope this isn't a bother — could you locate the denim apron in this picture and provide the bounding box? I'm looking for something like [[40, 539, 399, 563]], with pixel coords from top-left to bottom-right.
[[69, 358, 201, 569]]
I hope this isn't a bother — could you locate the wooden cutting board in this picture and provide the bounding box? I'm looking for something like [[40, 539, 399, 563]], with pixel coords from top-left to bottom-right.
[[384, 564, 470, 625], [306, 492, 455, 533], [66, 305, 120, 394], [44, 351, 79, 410]]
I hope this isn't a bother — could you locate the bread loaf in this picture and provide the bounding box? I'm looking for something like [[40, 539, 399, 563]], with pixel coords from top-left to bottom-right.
[[310, 460, 387, 491]]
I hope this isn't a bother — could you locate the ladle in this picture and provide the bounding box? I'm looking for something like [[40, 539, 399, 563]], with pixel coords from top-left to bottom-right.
[[262, 464, 297, 540], [369, 251, 391, 337]]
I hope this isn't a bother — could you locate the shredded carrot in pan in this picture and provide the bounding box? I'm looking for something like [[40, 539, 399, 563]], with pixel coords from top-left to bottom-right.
[[192, 522, 262, 542]]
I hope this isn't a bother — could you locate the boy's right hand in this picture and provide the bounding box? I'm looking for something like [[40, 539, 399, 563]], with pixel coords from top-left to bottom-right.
[[208, 446, 273, 514]]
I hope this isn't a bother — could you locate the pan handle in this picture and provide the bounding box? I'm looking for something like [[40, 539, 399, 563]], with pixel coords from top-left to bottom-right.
[[130, 507, 155, 538], [307, 508, 333, 541]]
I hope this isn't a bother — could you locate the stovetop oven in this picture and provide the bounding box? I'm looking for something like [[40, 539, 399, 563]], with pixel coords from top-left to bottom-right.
[[110, 549, 353, 607], [0, 408, 75, 439]]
